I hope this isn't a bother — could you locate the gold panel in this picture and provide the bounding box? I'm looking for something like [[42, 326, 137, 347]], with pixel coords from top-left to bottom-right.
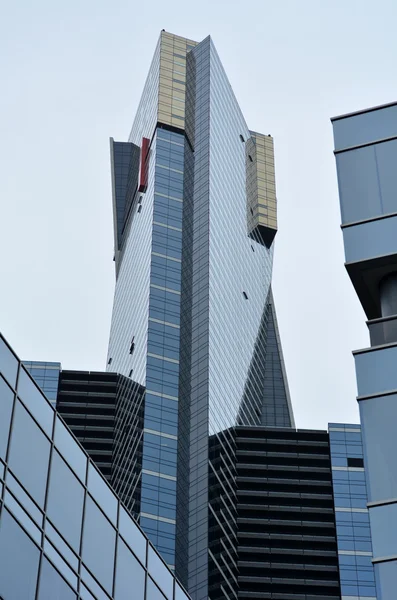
[[246, 131, 278, 247], [157, 31, 198, 130]]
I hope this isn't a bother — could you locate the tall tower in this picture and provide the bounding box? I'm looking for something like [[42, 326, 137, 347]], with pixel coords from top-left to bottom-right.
[[332, 101, 397, 598], [107, 31, 294, 596]]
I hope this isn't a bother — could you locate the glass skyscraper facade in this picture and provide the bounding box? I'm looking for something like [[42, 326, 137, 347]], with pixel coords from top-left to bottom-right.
[[0, 334, 190, 600], [332, 101, 397, 599], [106, 30, 294, 596], [329, 423, 376, 600]]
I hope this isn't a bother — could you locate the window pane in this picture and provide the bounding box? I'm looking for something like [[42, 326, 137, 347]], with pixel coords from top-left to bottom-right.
[[47, 450, 84, 552], [114, 538, 145, 599], [3, 490, 42, 545], [54, 416, 87, 483], [148, 546, 173, 599], [17, 366, 54, 436], [8, 400, 51, 507], [0, 508, 40, 600], [175, 583, 189, 600], [87, 463, 118, 525], [0, 337, 18, 388], [0, 374, 14, 460], [38, 557, 77, 599], [146, 577, 166, 600], [82, 496, 116, 594], [81, 566, 111, 600], [118, 505, 147, 565]]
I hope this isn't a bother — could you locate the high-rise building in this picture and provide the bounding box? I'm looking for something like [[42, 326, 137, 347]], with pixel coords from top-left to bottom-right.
[[332, 101, 397, 598], [329, 423, 377, 600], [106, 30, 294, 595], [0, 334, 190, 600]]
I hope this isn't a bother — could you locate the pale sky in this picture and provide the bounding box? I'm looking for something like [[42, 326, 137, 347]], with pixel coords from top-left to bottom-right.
[[1, 0, 397, 429]]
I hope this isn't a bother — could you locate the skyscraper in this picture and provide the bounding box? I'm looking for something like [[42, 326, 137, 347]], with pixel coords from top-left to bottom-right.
[[332, 101, 397, 598], [106, 30, 294, 596]]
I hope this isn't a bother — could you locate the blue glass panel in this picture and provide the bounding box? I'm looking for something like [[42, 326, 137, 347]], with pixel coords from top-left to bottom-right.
[[82, 496, 116, 594], [47, 450, 84, 552], [146, 577, 166, 600], [87, 463, 118, 525], [0, 337, 18, 388], [0, 374, 14, 460], [3, 489, 41, 545], [118, 505, 147, 565], [17, 367, 54, 436], [8, 400, 51, 507], [38, 557, 77, 599], [148, 546, 174, 599], [54, 416, 87, 483], [0, 508, 40, 600], [114, 538, 145, 599]]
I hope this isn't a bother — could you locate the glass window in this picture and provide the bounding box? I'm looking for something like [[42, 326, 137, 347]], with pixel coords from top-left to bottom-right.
[[80, 566, 111, 600], [45, 521, 79, 571], [0, 508, 40, 600], [118, 505, 147, 565], [3, 489, 42, 545], [146, 577, 166, 600], [82, 496, 116, 594], [0, 336, 18, 388], [79, 583, 97, 600], [54, 416, 87, 483], [114, 538, 145, 599], [148, 546, 173, 599], [0, 374, 14, 460], [175, 583, 189, 600], [47, 450, 84, 552], [43, 539, 78, 588], [38, 557, 77, 599], [17, 366, 54, 436], [8, 400, 51, 507], [5, 469, 43, 526], [87, 463, 118, 525]]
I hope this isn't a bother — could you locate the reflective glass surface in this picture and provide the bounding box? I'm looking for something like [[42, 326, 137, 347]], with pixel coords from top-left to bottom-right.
[[23, 360, 61, 405], [54, 415, 87, 483], [114, 538, 145, 599], [0, 332, 189, 600], [82, 496, 116, 594], [18, 366, 54, 436], [47, 450, 84, 551], [0, 336, 19, 388], [0, 508, 40, 600], [87, 462, 118, 525], [329, 423, 377, 598], [0, 374, 14, 460], [8, 399, 51, 507], [37, 557, 77, 599]]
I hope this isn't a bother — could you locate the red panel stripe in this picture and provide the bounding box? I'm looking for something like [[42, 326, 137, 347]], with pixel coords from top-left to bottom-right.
[[138, 137, 150, 192]]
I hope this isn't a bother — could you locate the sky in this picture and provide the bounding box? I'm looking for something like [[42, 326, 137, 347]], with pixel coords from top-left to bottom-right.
[[1, 0, 397, 430]]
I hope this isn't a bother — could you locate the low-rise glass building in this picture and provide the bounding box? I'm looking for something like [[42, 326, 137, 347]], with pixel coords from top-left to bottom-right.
[[0, 333, 190, 600]]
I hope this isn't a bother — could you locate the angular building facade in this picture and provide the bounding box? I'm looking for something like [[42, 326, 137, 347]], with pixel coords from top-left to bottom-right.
[[332, 102, 397, 599], [106, 30, 294, 595], [0, 334, 190, 600]]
